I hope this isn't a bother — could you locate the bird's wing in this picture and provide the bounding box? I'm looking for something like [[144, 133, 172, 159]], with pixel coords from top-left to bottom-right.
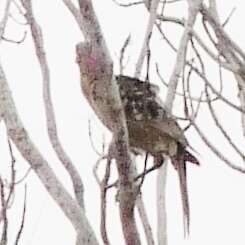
[[116, 75, 160, 95], [150, 117, 187, 146], [116, 75, 187, 145]]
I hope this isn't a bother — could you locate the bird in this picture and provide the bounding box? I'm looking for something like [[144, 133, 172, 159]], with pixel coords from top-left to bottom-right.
[[79, 68, 199, 235], [114, 75, 199, 235]]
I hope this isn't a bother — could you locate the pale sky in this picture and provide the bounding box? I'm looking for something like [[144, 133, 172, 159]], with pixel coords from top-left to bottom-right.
[[1, 0, 245, 245]]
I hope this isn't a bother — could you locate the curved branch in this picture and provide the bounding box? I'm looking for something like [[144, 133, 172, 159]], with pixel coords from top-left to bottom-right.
[[201, 3, 245, 61], [156, 163, 168, 245], [193, 122, 245, 174], [135, 0, 161, 78], [165, 0, 203, 111], [14, 185, 27, 245], [157, 14, 238, 74], [62, 0, 84, 33], [0, 64, 99, 245], [201, 1, 245, 137], [136, 196, 155, 245], [205, 87, 245, 161], [186, 63, 245, 115], [0, 0, 12, 41], [21, 0, 85, 210]]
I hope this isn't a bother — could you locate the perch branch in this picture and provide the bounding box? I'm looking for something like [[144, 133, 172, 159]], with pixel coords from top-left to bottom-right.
[[68, 0, 141, 243]]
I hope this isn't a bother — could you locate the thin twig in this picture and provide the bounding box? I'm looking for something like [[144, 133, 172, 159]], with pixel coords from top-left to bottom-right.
[[190, 38, 205, 74], [62, 0, 84, 32], [135, 0, 161, 77], [145, 42, 151, 82], [119, 34, 131, 75], [14, 185, 27, 245], [100, 159, 112, 245], [196, 67, 245, 114], [0, 0, 12, 41], [222, 7, 236, 27], [136, 195, 155, 245], [8, 13, 27, 25], [12, 0, 25, 15], [112, 0, 144, 7], [2, 31, 27, 44], [6, 139, 16, 207], [157, 14, 238, 74], [138, 153, 149, 190], [15, 167, 32, 185], [193, 122, 245, 174], [93, 155, 108, 185], [183, 66, 204, 131], [0, 177, 8, 245], [201, 4, 245, 60], [88, 120, 103, 156], [156, 63, 212, 103], [205, 86, 245, 161], [165, 0, 203, 111], [107, 161, 163, 189]]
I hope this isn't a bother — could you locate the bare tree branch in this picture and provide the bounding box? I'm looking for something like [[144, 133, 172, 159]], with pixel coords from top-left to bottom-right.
[[15, 167, 32, 185], [21, 0, 85, 210], [136, 196, 155, 245], [5, 140, 16, 207], [135, 0, 161, 78], [132, 154, 155, 245], [156, 163, 168, 245], [106, 162, 164, 190], [0, 177, 8, 245], [200, 2, 245, 136], [193, 122, 245, 174], [157, 14, 238, 74], [0, 0, 12, 41], [205, 86, 245, 161], [202, 1, 245, 60], [14, 185, 27, 245], [66, 0, 141, 243], [62, 0, 84, 32], [120, 34, 131, 75], [0, 63, 99, 245], [12, 0, 25, 16], [2, 31, 27, 44], [152, 1, 202, 242], [100, 159, 112, 245], [185, 62, 245, 115], [88, 120, 104, 157], [222, 7, 236, 27], [112, 0, 144, 7], [156, 63, 217, 103], [165, 0, 203, 111]]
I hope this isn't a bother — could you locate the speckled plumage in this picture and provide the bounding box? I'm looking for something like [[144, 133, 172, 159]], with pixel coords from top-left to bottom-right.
[[80, 74, 199, 235], [115, 75, 188, 155]]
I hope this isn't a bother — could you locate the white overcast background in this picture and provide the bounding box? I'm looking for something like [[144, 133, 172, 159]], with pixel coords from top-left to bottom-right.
[[0, 0, 245, 245]]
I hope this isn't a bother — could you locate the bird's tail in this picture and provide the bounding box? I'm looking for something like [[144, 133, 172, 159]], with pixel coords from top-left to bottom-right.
[[172, 155, 190, 237], [183, 149, 200, 166], [171, 146, 200, 237]]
